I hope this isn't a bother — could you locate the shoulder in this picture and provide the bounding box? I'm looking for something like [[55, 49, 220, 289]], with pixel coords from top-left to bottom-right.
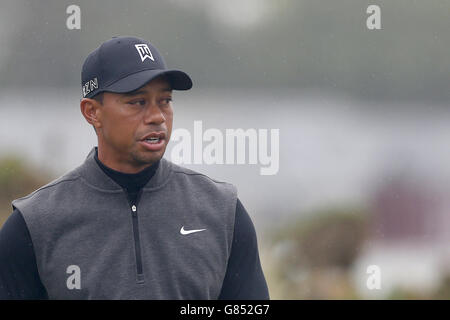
[[11, 169, 81, 212], [168, 160, 237, 194]]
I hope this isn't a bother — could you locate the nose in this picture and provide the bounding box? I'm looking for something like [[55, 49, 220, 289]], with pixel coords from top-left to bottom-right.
[[143, 101, 165, 125]]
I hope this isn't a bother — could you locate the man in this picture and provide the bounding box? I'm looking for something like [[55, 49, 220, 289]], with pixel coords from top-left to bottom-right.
[[0, 36, 269, 299]]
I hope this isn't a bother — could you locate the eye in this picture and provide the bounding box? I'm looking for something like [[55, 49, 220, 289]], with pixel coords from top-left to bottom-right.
[[161, 98, 172, 105], [129, 99, 146, 106]]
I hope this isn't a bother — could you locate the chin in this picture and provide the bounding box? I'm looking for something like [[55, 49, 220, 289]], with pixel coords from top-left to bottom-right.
[[138, 150, 165, 164]]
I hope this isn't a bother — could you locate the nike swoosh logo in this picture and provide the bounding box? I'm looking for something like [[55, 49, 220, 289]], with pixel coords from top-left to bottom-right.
[[180, 226, 206, 235]]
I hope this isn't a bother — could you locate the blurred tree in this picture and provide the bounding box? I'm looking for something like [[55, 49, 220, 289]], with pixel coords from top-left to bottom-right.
[[431, 273, 450, 300], [298, 209, 367, 270], [0, 154, 51, 226], [266, 206, 369, 299], [387, 287, 429, 300]]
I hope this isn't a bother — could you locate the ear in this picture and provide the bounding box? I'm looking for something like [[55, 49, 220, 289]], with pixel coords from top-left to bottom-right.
[[80, 98, 102, 131]]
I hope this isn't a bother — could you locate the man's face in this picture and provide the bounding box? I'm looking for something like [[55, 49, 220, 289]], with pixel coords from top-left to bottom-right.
[[88, 76, 173, 173]]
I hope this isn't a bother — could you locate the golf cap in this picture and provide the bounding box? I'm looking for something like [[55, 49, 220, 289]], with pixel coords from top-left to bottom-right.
[[81, 36, 192, 99]]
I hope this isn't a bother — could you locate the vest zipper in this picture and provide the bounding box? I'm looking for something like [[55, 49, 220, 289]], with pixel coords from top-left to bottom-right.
[[127, 189, 145, 284]]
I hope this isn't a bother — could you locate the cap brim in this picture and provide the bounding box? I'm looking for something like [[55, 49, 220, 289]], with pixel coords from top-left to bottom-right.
[[103, 69, 192, 94]]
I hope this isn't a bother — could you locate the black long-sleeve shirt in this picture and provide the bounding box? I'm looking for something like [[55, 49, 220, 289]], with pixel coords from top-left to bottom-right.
[[0, 151, 269, 300]]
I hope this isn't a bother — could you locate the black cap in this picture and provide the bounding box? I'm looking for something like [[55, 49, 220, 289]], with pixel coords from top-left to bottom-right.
[[81, 36, 192, 98]]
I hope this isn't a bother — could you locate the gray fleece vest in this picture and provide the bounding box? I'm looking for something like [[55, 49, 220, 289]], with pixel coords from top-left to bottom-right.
[[11, 147, 237, 299]]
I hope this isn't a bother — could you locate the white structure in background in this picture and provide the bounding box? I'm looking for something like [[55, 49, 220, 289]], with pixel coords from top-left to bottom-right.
[[352, 164, 449, 298]]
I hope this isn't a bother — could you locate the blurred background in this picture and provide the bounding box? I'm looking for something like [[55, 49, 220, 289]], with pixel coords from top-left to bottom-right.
[[1, 0, 450, 299]]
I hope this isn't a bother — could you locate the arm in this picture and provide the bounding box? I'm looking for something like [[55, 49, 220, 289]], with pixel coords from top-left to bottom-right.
[[0, 209, 48, 299], [218, 198, 270, 300]]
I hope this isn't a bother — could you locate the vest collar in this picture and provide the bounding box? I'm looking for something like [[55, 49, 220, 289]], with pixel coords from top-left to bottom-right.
[[76, 146, 173, 192]]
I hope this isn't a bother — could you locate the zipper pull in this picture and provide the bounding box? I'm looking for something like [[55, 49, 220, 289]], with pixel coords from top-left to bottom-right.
[[131, 205, 137, 216]]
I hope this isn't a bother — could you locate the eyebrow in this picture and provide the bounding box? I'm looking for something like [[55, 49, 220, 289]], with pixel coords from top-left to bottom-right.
[[122, 87, 172, 97]]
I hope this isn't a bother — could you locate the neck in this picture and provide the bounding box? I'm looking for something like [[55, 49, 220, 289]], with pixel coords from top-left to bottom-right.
[[96, 145, 157, 174]]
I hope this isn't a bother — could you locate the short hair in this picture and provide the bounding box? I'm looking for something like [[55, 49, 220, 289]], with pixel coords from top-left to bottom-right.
[[92, 92, 104, 105], [91, 92, 104, 135]]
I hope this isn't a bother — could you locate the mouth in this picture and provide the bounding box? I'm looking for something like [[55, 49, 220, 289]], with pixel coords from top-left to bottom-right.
[[142, 137, 163, 144], [139, 132, 166, 151]]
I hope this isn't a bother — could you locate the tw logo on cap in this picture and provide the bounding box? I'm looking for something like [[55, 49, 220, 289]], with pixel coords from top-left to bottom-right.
[[135, 44, 154, 62]]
